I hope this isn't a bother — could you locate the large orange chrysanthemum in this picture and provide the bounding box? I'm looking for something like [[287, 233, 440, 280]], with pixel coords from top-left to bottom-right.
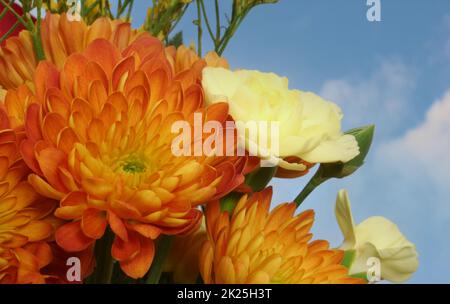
[[19, 34, 246, 279], [200, 188, 365, 284], [0, 13, 141, 90], [0, 109, 57, 284]]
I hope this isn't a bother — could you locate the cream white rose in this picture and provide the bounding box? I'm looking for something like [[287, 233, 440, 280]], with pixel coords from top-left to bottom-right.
[[201, 67, 359, 170], [335, 189, 419, 283]]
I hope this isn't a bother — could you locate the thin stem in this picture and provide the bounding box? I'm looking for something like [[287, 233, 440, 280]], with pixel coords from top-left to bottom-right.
[[125, 0, 134, 21], [0, 20, 19, 43], [199, 0, 215, 47], [149, 0, 156, 25], [100, 0, 106, 16], [217, 10, 248, 55], [36, 1, 42, 30], [116, 0, 122, 18], [146, 236, 172, 284], [85, 0, 101, 16], [104, 1, 114, 19], [294, 169, 326, 207], [196, 0, 202, 56], [214, 0, 220, 40], [28, 1, 45, 61], [150, 6, 173, 37], [0, 0, 14, 20], [166, 4, 189, 38], [116, 0, 130, 18], [80, 0, 86, 18]]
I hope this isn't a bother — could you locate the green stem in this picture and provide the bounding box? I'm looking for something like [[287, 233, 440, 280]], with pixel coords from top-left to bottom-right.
[[196, 0, 202, 56], [166, 4, 189, 39], [0, 20, 19, 43], [217, 10, 248, 55], [214, 0, 220, 41], [27, 7, 45, 61], [116, 0, 129, 18], [80, 0, 86, 18], [104, 2, 114, 19], [125, 0, 134, 21], [0, 0, 14, 20], [145, 0, 156, 31], [85, 0, 101, 16], [90, 228, 115, 284], [199, 0, 215, 46], [146, 235, 172, 284], [116, 0, 122, 18], [294, 168, 326, 207]]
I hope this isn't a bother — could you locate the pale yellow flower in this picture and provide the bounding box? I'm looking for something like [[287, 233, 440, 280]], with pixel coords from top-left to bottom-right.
[[202, 68, 359, 171], [335, 190, 419, 283]]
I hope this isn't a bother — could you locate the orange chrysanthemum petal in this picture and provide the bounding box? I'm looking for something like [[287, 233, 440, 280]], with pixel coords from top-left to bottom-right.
[[119, 236, 155, 279]]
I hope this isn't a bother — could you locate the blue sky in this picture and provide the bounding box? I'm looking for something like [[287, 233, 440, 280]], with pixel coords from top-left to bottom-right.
[[129, 0, 450, 283]]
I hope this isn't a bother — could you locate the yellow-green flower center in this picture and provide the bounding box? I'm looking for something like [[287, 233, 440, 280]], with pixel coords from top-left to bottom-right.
[[122, 159, 147, 173]]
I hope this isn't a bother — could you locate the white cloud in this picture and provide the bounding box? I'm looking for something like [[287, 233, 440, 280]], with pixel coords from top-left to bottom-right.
[[320, 60, 416, 137], [380, 91, 450, 186]]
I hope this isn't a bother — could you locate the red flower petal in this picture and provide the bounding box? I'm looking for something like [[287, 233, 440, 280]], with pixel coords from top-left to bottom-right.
[[119, 236, 155, 279], [56, 221, 95, 252], [111, 232, 140, 261], [107, 211, 128, 241], [81, 208, 107, 240]]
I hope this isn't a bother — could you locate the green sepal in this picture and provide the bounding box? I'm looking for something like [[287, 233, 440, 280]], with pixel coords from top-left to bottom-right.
[[220, 192, 243, 213], [320, 125, 375, 179], [341, 249, 356, 268]]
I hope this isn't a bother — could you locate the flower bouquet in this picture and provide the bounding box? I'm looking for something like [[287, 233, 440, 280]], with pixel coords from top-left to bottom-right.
[[0, 0, 418, 284]]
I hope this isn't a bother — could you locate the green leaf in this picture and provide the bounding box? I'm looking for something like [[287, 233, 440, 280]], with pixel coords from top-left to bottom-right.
[[220, 192, 242, 213], [218, 166, 278, 218], [350, 272, 369, 281], [167, 31, 183, 48], [341, 250, 356, 268], [244, 166, 277, 192]]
